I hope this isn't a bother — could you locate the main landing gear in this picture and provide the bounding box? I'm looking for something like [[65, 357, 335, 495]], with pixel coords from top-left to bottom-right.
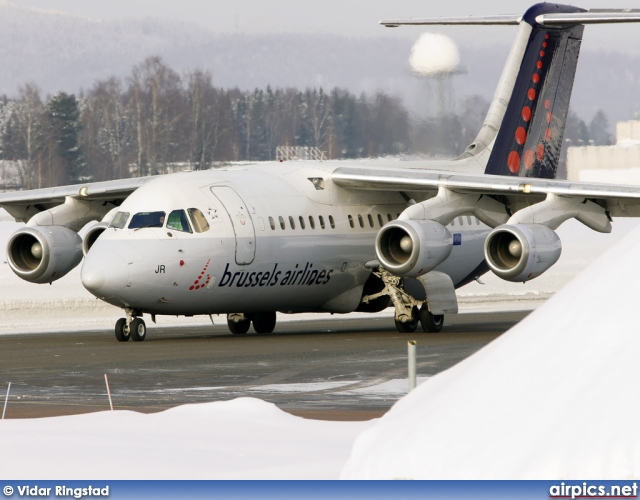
[[363, 268, 446, 334], [227, 312, 277, 334], [115, 308, 146, 342]]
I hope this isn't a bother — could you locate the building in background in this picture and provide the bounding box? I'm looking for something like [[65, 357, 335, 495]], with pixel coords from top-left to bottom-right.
[[567, 120, 640, 184]]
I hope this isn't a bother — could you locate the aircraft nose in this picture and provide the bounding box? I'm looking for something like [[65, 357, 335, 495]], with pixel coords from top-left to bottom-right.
[[81, 247, 128, 299]]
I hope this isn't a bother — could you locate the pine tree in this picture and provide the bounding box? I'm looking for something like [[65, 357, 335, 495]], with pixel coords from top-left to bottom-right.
[[589, 109, 612, 146], [43, 92, 85, 184]]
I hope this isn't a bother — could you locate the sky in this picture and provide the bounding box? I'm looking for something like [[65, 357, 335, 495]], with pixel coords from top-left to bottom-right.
[[9, 0, 640, 52]]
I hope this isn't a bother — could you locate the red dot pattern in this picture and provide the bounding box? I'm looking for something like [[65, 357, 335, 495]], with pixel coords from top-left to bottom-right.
[[507, 151, 520, 173], [523, 150, 534, 170], [509, 33, 552, 174], [189, 258, 211, 291]]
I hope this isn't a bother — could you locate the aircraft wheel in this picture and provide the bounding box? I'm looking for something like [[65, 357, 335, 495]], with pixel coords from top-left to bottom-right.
[[115, 318, 130, 342], [130, 318, 147, 342], [395, 307, 418, 333], [228, 317, 251, 335], [419, 304, 444, 333], [252, 312, 276, 334]]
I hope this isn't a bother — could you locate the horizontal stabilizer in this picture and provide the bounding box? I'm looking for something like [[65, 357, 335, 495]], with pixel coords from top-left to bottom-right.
[[380, 15, 520, 27], [381, 9, 640, 28], [536, 11, 640, 25]]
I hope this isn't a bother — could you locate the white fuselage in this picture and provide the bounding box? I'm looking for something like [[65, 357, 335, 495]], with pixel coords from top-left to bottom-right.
[[81, 162, 490, 316]]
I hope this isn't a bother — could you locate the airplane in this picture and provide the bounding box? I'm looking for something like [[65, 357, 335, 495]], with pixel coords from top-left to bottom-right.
[[2, 3, 640, 342]]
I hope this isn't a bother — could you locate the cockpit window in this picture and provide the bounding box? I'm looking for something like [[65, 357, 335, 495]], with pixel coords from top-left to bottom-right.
[[109, 211, 130, 229], [187, 208, 210, 233], [167, 209, 192, 233], [128, 211, 166, 229]]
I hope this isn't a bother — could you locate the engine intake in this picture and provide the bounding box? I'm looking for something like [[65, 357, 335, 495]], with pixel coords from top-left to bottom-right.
[[484, 223, 561, 282], [82, 222, 108, 256], [375, 220, 452, 277], [7, 226, 83, 284]]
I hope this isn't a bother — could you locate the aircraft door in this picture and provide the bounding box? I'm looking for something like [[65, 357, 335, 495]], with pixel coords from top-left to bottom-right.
[[210, 186, 256, 265]]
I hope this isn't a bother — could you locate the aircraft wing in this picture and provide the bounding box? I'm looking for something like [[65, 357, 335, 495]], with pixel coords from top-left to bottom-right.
[[331, 166, 640, 217], [0, 177, 152, 222]]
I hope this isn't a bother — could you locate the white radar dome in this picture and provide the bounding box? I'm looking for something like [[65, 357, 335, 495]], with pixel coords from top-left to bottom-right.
[[409, 33, 460, 76]]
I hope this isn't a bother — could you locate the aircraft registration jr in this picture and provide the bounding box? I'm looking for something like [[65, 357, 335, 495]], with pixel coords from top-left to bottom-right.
[[3, 3, 640, 342]]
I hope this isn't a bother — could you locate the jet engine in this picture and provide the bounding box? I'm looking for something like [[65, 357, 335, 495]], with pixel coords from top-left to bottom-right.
[[7, 226, 83, 284], [484, 223, 561, 282], [82, 222, 108, 256], [375, 220, 452, 277]]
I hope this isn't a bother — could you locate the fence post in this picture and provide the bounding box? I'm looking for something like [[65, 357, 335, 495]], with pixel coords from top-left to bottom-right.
[[104, 374, 114, 411], [408, 341, 417, 392], [2, 382, 11, 420]]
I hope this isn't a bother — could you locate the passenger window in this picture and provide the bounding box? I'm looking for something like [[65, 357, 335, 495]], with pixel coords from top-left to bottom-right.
[[128, 211, 166, 229], [367, 214, 374, 228], [309, 216, 316, 229], [269, 217, 276, 230], [279, 216, 285, 230], [110, 211, 130, 229], [476, 218, 481, 226], [329, 215, 335, 229], [187, 208, 210, 233], [299, 216, 306, 229], [348, 215, 354, 228], [458, 217, 464, 225], [167, 210, 192, 233], [466, 216, 472, 225], [387, 214, 392, 222], [289, 216, 296, 230], [319, 215, 325, 229], [377, 214, 384, 227], [358, 214, 364, 228]]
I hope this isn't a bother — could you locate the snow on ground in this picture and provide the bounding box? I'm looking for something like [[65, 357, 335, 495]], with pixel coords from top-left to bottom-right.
[[0, 398, 373, 480], [341, 224, 640, 479]]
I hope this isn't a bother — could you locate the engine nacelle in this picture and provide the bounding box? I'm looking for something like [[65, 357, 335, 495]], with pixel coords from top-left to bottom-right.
[[484, 223, 561, 282], [82, 222, 108, 256], [7, 226, 83, 284], [375, 220, 452, 277]]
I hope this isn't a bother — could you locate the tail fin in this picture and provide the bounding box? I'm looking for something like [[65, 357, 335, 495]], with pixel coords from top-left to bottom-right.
[[484, 4, 585, 179], [382, 3, 640, 179]]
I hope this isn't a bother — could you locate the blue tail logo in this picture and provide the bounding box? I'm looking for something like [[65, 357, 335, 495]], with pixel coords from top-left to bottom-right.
[[485, 4, 586, 179]]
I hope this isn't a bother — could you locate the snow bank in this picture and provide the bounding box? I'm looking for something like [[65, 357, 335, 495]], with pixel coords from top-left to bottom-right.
[[0, 398, 373, 479], [342, 225, 640, 479]]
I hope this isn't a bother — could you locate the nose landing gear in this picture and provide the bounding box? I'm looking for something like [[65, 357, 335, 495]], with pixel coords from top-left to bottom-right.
[[114, 308, 146, 342]]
